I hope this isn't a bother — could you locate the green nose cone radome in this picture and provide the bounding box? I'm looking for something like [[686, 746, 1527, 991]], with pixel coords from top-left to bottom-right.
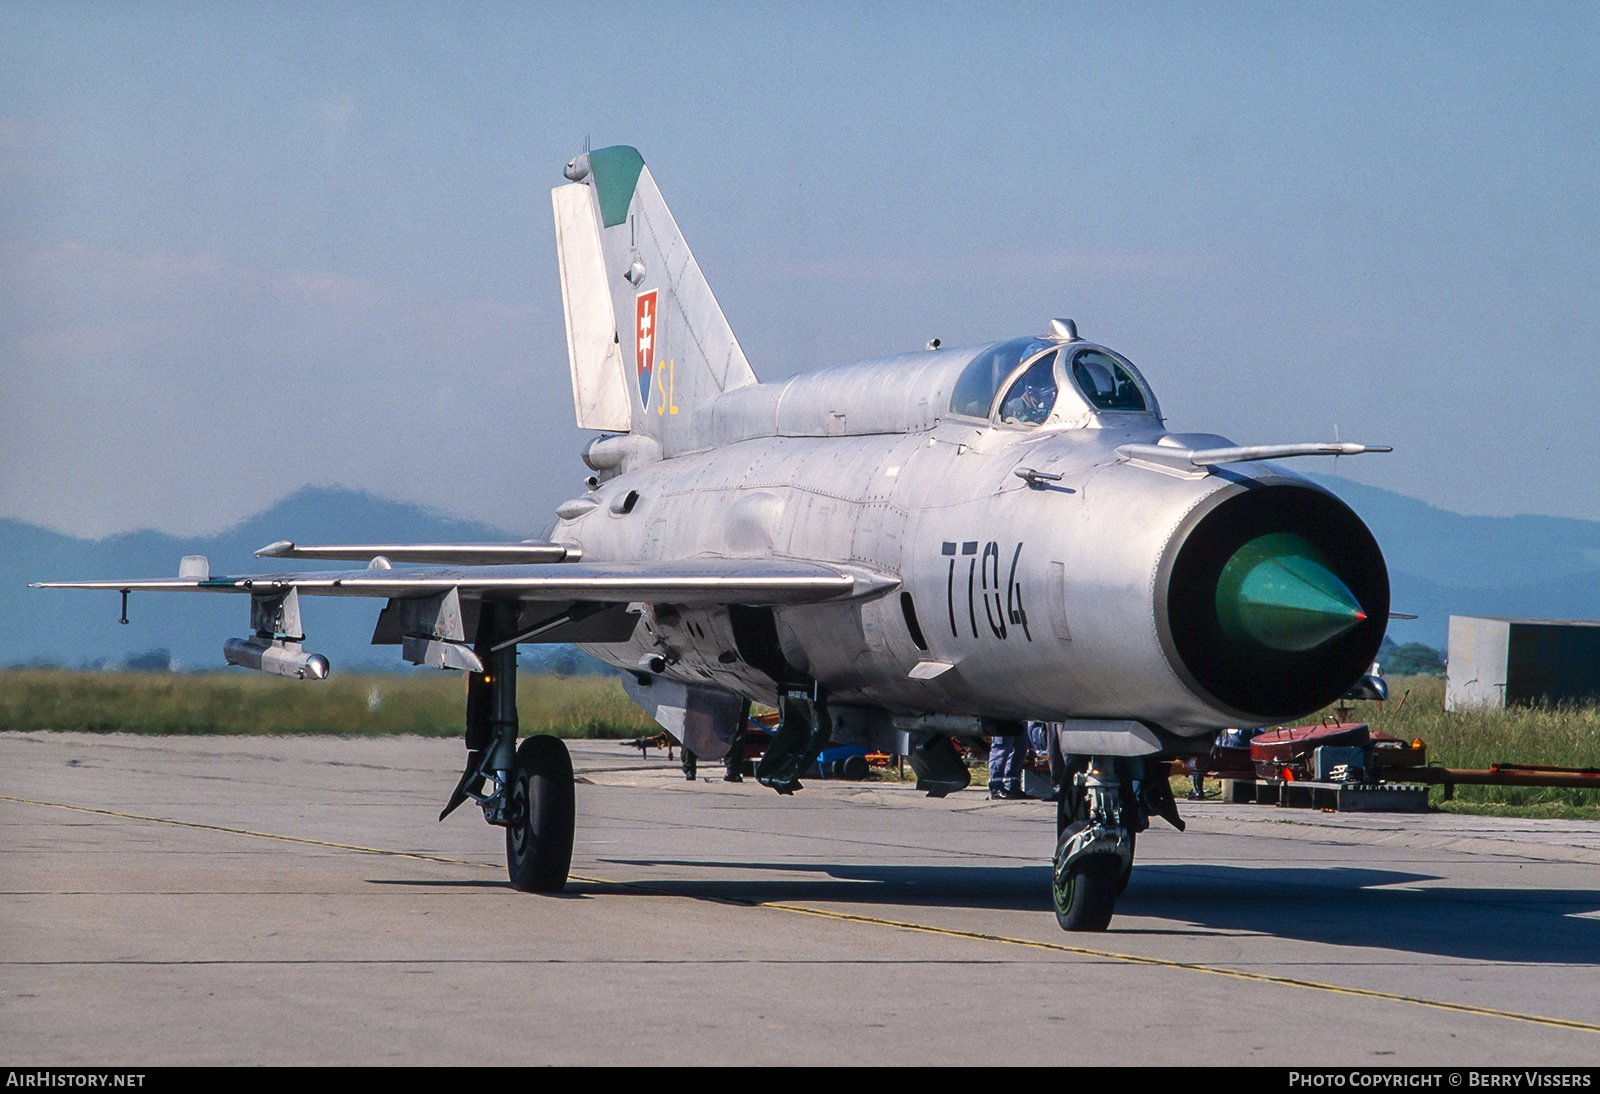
[[1215, 533, 1367, 652]]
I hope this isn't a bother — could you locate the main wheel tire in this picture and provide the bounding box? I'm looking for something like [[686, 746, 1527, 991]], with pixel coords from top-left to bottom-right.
[[1053, 822, 1118, 932], [506, 735, 575, 893], [1113, 830, 1135, 896]]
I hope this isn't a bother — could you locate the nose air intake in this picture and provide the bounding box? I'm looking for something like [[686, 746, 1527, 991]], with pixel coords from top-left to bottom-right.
[[1158, 484, 1389, 722], [1215, 533, 1367, 653]]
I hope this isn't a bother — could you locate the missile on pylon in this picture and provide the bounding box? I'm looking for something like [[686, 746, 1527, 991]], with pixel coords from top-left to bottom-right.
[[223, 637, 331, 680]]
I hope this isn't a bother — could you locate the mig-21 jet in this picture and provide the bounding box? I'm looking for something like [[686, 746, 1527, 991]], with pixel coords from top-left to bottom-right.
[[38, 145, 1391, 930]]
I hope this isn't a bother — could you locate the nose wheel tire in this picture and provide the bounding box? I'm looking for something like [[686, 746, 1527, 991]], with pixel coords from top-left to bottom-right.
[[506, 735, 576, 893], [1053, 821, 1119, 932]]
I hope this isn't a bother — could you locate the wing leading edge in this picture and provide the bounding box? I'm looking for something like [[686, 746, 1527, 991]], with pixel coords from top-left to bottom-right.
[[254, 541, 578, 565], [33, 558, 897, 607]]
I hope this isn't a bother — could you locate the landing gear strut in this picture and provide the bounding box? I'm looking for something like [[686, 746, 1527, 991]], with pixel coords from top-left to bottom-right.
[[439, 600, 576, 892]]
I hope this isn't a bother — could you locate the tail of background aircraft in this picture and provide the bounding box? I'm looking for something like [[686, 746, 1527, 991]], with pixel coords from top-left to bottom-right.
[[552, 145, 756, 453]]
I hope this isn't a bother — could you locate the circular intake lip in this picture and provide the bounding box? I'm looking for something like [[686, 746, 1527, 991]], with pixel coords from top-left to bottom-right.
[[1154, 480, 1389, 723]]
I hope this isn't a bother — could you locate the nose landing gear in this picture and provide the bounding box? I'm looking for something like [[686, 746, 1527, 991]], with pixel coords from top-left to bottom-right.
[[1052, 821, 1124, 931], [1051, 755, 1144, 931]]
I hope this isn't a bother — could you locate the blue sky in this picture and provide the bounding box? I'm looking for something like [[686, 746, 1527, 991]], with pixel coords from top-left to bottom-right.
[[3, 2, 1597, 537]]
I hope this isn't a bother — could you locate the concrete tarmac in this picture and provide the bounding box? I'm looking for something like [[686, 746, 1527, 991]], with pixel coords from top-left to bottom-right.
[[3, 731, 1599, 1066]]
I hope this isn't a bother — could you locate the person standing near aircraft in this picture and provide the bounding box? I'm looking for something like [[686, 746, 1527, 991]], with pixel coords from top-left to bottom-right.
[[989, 729, 1026, 799], [724, 701, 750, 782], [1029, 721, 1065, 801]]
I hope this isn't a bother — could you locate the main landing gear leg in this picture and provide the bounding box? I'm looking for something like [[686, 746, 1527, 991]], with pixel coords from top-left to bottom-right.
[[438, 600, 575, 893], [1052, 755, 1134, 931]]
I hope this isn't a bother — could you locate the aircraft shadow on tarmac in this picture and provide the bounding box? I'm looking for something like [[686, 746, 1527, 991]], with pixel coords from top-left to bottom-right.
[[366, 879, 519, 889], [1125, 863, 1600, 964], [583, 858, 1600, 963]]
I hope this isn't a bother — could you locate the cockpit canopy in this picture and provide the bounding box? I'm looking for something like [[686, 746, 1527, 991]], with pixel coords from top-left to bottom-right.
[[949, 336, 1155, 426], [1070, 350, 1147, 411]]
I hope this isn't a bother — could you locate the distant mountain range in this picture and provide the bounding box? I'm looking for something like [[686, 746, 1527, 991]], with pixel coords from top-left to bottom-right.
[[1306, 474, 1600, 648], [5, 478, 1597, 671], [3, 486, 597, 673]]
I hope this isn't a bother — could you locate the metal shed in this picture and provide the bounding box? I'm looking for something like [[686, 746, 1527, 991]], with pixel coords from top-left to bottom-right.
[[1446, 615, 1600, 710]]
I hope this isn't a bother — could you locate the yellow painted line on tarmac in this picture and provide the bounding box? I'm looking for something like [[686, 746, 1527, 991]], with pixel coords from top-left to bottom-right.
[[7, 793, 1598, 1035], [758, 903, 1600, 1034]]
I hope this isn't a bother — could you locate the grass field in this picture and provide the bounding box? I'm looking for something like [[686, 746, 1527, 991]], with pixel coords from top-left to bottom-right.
[[1310, 675, 1600, 818], [0, 668, 656, 738]]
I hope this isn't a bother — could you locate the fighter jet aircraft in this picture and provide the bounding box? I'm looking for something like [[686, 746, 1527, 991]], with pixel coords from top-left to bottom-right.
[[38, 145, 1391, 930]]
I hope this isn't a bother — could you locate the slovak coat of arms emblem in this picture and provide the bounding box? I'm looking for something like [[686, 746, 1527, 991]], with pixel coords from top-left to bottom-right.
[[635, 290, 658, 408]]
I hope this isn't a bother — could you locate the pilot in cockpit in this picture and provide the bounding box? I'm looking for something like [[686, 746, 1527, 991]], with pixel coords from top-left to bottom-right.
[[998, 352, 1059, 426]]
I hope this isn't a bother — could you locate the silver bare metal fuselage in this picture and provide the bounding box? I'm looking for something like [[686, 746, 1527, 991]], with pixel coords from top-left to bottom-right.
[[563, 343, 1308, 737]]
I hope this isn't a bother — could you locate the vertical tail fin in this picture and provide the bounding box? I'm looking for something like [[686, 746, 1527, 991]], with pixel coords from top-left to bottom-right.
[[552, 146, 757, 452]]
